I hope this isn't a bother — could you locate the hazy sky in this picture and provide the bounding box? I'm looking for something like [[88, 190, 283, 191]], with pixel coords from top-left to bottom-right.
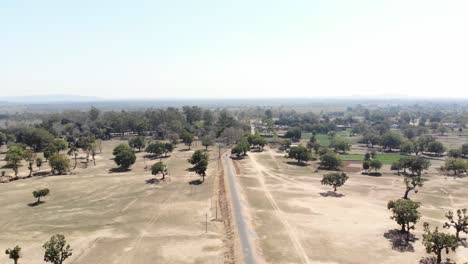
[[1, 0, 468, 99]]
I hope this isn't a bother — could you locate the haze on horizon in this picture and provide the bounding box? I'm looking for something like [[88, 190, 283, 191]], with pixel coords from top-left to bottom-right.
[[2, 0, 468, 100]]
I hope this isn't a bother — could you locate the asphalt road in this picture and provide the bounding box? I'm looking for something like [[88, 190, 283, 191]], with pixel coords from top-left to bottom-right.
[[223, 152, 256, 264]]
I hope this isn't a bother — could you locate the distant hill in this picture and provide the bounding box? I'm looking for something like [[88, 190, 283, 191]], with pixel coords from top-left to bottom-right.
[[0, 95, 101, 103]]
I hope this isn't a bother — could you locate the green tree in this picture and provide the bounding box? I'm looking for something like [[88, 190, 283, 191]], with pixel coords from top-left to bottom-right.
[[426, 141, 445, 155], [43, 144, 58, 161], [33, 188, 50, 203], [23, 149, 36, 177], [52, 138, 68, 152], [444, 158, 467, 175], [49, 154, 71, 175], [387, 199, 421, 241], [287, 146, 312, 165], [461, 143, 468, 158], [67, 145, 79, 169], [381, 132, 402, 151], [113, 146, 136, 170], [330, 138, 351, 153], [151, 162, 168, 180], [408, 156, 431, 176], [443, 208, 468, 241], [403, 176, 423, 200], [279, 139, 292, 151], [319, 152, 342, 170], [362, 160, 370, 173], [231, 145, 243, 158], [163, 142, 174, 157], [193, 158, 208, 182], [36, 157, 43, 171], [447, 148, 462, 158], [321, 172, 348, 192], [201, 135, 213, 150], [422, 222, 458, 264], [180, 131, 194, 150], [129, 136, 145, 152], [284, 127, 302, 142], [145, 142, 164, 158], [5, 245, 21, 264], [369, 159, 382, 173], [6, 146, 24, 177], [188, 150, 208, 165], [400, 140, 416, 154], [43, 234, 72, 264]]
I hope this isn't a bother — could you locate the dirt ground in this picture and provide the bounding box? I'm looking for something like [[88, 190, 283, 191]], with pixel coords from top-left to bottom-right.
[[0, 140, 226, 264], [233, 147, 468, 264]]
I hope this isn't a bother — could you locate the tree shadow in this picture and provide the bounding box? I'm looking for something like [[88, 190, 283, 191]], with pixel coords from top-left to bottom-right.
[[383, 229, 417, 252], [419, 256, 455, 264], [230, 156, 245, 160], [33, 171, 50, 177], [319, 191, 344, 198], [178, 149, 191, 152], [145, 178, 160, 184], [362, 172, 382, 177], [28, 201, 45, 207], [189, 179, 203, 185], [108, 167, 129, 173], [286, 161, 308, 166]]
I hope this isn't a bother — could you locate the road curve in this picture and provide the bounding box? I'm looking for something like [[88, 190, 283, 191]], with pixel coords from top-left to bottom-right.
[[223, 152, 256, 264]]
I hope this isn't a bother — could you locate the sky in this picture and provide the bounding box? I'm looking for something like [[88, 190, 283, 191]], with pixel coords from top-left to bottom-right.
[[1, 0, 468, 99]]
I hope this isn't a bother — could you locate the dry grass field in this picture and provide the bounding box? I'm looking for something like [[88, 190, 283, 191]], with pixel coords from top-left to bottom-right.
[[0, 140, 226, 264], [233, 147, 468, 264]]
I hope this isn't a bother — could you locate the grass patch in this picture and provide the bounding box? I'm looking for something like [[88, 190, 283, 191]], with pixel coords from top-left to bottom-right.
[[302, 130, 360, 146], [340, 153, 405, 165]]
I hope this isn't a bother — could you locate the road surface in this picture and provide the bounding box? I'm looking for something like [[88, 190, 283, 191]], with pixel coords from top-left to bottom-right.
[[223, 152, 256, 264]]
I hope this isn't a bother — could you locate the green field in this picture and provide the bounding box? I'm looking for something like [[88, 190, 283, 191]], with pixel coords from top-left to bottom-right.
[[339, 153, 405, 165], [302, 130, 360, 146]]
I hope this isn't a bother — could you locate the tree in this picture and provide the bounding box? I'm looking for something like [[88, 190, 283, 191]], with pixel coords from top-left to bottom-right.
[[113, 145, 136, 170], [247, 134, 268, 150], [23, 149, 36, 177], [163, 142, 174, 157], [462, 143, 468, 158], [319, 152, 342, 170], [444, 158, 467, 175], [36, 157, 43, 171], [49, 154, 70, 175], [403, 176, 423, 199], [407, 156, 431, 176], [362, 160, 370, 173], [279, 139, 292, 151], [443, 208, 468, 241], [417, 135, 435, 154], [387, 199, 421, 241], [145, 142, 164, 158], [151, 162, 168, 180], [321, 172, 348, 192], [426, 141, 445, 156], [128, 136, 145, 152], [5, 245, 21, 264], [362, 132, 380, 147], [22, 128, 54, 152], [437, 126, 448, 136], [43, 234, 72, 264], [447, 148, 462, 158], [180, 131, 194, 150], [400, 140, 416, 154], [231, 145, 243, 158], [422, 222, 458, 264], [330, 138, 351, 153], [284, 127, 302, 142], [6, 146, 24, 177], [369, 159, 382, 173], [33, 188, 50, 203], [43, 144, 58, 161], [193, 158, 208, 181], [188, 150, 208, 165], [201, 136, 213, 150], [52, 138, 68, 152], [287, 146, 312, 164], [381, 132, 402, 151], [67, 145, 79, 169]]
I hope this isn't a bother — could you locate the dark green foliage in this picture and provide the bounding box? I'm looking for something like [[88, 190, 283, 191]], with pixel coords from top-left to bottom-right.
[[151, 162, 168, 180], [284, 127, 302, 142], [287, 145, 312, 164], [400, 140, 416, 154], [279, 139, 292, 151], [422, 222, 458, 264], [113, 144, 136, 170], [443, 208, 468, 241], [319, 152, 342, 170], [189, 150, 208, 181], [369, 159, 382, 172], [43, 234, 72, 264], [381, 131, 402, 151], [426, 141, 445, 155], [330, 138, 351, 153], [447, 148, 462, 158], [43, 144, 59, 160], [49, 154, 71, 174], [128, 136, 146, 151], [201, 135, 213, 150], [444, 158, 467, 175], [180, 131, 194, 149], [247, 134, 267, 150], [387, 199, 421, 240], [5, 245, 21, 264], [392, 156, 431, 176], [189, 150, 208, 165], [5, 146, 25, 177], [462, 143, 468, 157], [321, 172, 348, 192], [33, 188, 50, 203]]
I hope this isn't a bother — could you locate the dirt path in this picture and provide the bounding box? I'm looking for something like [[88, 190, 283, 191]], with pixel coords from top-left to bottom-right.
[[248, 152, 311, 264]]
